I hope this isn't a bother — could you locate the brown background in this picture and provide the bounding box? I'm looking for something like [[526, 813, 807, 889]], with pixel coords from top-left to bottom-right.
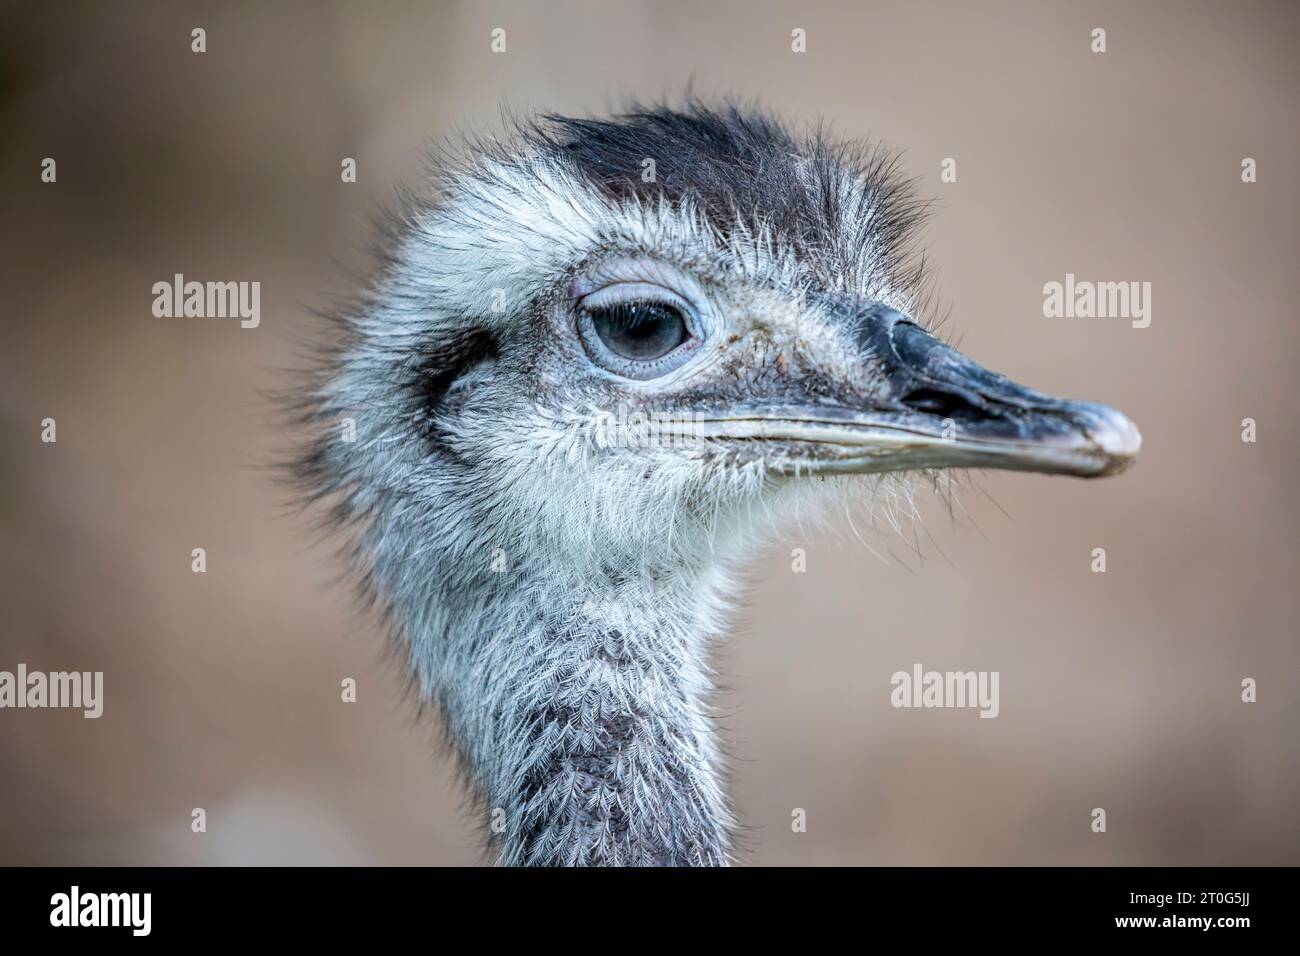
[[1, 0, 1296, 865]]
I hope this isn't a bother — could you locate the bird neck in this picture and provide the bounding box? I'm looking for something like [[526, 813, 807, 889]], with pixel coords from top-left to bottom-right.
[[424, 548, 737, 866]]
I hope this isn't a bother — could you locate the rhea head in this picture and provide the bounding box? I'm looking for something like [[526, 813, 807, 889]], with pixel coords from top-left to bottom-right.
[[300, 102, 1140, 865]]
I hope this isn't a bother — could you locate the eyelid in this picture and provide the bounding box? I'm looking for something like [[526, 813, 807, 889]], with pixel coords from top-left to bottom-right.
[[578, 282, 694, 323], [572, 257, 710, 312]]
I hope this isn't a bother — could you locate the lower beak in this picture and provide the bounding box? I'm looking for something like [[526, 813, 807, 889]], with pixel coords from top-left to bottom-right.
[[701, 305, 1141, 479]]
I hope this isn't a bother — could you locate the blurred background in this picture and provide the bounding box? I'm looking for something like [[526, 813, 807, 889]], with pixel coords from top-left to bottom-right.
[[1, 0, 1297, 865]]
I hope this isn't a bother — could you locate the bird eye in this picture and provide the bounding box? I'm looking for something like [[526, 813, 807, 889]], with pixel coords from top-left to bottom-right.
[[590, 302, 688, 361], [576, 283, 700, 380]]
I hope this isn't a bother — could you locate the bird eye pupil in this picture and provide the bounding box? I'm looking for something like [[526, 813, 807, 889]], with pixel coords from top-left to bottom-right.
[[589, 302, 689, 362]]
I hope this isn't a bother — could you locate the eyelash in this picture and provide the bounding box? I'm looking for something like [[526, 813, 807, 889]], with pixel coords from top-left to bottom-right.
[[577, 282, 694, 320]]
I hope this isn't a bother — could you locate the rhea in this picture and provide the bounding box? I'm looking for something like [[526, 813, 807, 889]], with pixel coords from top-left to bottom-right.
[[297, 103, 1140, 865]]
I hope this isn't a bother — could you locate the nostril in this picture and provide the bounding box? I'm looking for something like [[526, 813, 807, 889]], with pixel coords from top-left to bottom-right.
[[901, 387, 986, 422]]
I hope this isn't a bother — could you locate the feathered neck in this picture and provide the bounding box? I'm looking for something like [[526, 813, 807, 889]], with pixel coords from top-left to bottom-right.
[[407, 532, 740, 866]]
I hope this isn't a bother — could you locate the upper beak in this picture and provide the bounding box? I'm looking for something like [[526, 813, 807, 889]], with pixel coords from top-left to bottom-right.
[[701, 303, 1141, 478]]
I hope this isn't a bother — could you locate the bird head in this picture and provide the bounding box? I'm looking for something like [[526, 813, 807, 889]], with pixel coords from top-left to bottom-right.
[[307, 102, 1140, 578], [296, 101, 1145, 866]]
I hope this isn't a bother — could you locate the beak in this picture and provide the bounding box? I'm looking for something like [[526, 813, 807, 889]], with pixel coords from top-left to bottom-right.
[[700, 303, 1141, 478]]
